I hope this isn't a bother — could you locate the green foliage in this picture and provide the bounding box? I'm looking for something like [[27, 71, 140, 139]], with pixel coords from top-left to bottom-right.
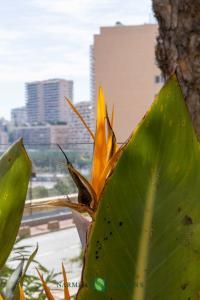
[[78, 76, 200, 299], [1, 261, 24, 299], [0, 241, 60, 300], [53, 177, 76, 195], [32, 186, 49, 199], [32, 177, 77, 199], [0, 139, 31, 270], [29, 149, 91, 173]]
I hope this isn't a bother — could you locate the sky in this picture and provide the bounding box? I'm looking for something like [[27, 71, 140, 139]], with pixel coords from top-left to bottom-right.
[[0, 0, 152, 119]]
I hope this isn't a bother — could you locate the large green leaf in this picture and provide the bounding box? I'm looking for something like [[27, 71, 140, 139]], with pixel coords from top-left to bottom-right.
[[0, 139, 31, 269], [77, 76, 200, 300]]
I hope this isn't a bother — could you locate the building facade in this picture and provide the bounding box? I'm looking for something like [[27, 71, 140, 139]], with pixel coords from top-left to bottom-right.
[[26, 79, 73, 125], [13, 124, 69, 148], [91, 23, 163, 142], [68, 101, 95, 150], [11, 106, 27, 126], [0, 130, 9, 150], [0, 118, 9, 150], [26, 81, 44, 124]]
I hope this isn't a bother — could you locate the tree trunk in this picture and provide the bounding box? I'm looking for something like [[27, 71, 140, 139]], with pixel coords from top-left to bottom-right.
[[152, 0, 200, 137]]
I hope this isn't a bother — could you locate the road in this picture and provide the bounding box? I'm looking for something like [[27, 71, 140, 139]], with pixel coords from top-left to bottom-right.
[[13, 227, 82, 296]]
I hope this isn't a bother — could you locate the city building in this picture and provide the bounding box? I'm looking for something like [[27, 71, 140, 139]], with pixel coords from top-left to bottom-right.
[[26, 79, 73, 125], [13, 124, 69, 148], [68, 101, 95, 150], [0, 130, 9, 150], [0, 118, 9, 150], [11, 106, 27, 126], [91, 23, 163, 142], [26, 81, 44, 124]]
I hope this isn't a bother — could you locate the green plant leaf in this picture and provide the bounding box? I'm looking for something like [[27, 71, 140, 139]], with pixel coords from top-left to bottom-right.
[[1, 260, 24, 299], [12, 244, 39, 300], [0, 139, 31, 270], [77, 75, 200, 300], [20, 243, 38, 283]]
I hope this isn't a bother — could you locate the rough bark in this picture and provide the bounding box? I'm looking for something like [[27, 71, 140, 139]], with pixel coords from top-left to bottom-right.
[[152, 0, 200, 137]]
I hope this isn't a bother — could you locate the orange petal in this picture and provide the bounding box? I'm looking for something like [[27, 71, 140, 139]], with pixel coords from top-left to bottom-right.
[[37, 269, 54, 300], [0, 295, 3, 300], [19, 284, 26, 300], [91, 87, 107, 195], [62, 263, 70, 300], [65, 97, 95, 140], [106, 107, 118, 162], [97, 146, 123, 199], [93, 106, 118, 199]]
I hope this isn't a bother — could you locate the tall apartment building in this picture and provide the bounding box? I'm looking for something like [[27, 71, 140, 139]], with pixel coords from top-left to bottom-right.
[[91, 23, 163, 142], [11, 106, 27, 126], [0, 119, 9, 150], [0, 130, 9, 150], [68, 101, 95, 150], [26, 79, 73, 124]]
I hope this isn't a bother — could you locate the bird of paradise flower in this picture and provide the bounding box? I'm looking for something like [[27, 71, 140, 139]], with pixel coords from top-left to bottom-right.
[[32, 88, 124, 219], [25, 88, 127, 299]]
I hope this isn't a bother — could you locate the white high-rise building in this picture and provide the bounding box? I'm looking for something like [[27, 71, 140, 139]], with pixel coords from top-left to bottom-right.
[[0, 119, 9, 150], [26, 79, 73, 125], [11, 106, 27, 126], [68, 101, 95, 150]]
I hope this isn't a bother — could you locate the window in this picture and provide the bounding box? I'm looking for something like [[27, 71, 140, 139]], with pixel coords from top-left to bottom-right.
[[155, 74, 165, 84], [155, 75, 160, 83]]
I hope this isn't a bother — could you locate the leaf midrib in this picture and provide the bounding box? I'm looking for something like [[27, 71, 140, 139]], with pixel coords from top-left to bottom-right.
[[133, 167, 158, 300]]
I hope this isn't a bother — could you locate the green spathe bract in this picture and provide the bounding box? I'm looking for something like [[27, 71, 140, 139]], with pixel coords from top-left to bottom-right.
[[77, 76, 200, 299], [0, 139, 31, 270]]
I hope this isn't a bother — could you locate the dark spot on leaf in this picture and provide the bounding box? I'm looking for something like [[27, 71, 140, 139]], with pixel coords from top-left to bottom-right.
[[181, 283, 188, 290], [104, 237, 108, 241], [177, 207, 181, 213], [183, 215, 193, 225], [110, 232, 112, 235], [95, 256, 99, 259], [8, 158, 11, 162], [107, 220, 111, 224], [119, 221, 123, 226], [96, 240, 100, 244], [95, 251, 98, 254]]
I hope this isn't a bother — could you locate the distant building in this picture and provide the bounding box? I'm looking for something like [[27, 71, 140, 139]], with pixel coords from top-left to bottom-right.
[[13, 124, 69, 148], [68, 101, 95, 150], [26, 81, 43, 124], [0, 118, 9, 150], [90, 45, 95, 113], [11, 106, 27, 126], [0, 130, 9, 150], [0, 118, 9, 130], [91, 23, 163, 142], [12, 100, 95, 150], [26, 79, 73, 125]]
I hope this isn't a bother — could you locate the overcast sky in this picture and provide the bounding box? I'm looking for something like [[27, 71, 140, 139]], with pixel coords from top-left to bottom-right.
[[0, 0, 152, 119]]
